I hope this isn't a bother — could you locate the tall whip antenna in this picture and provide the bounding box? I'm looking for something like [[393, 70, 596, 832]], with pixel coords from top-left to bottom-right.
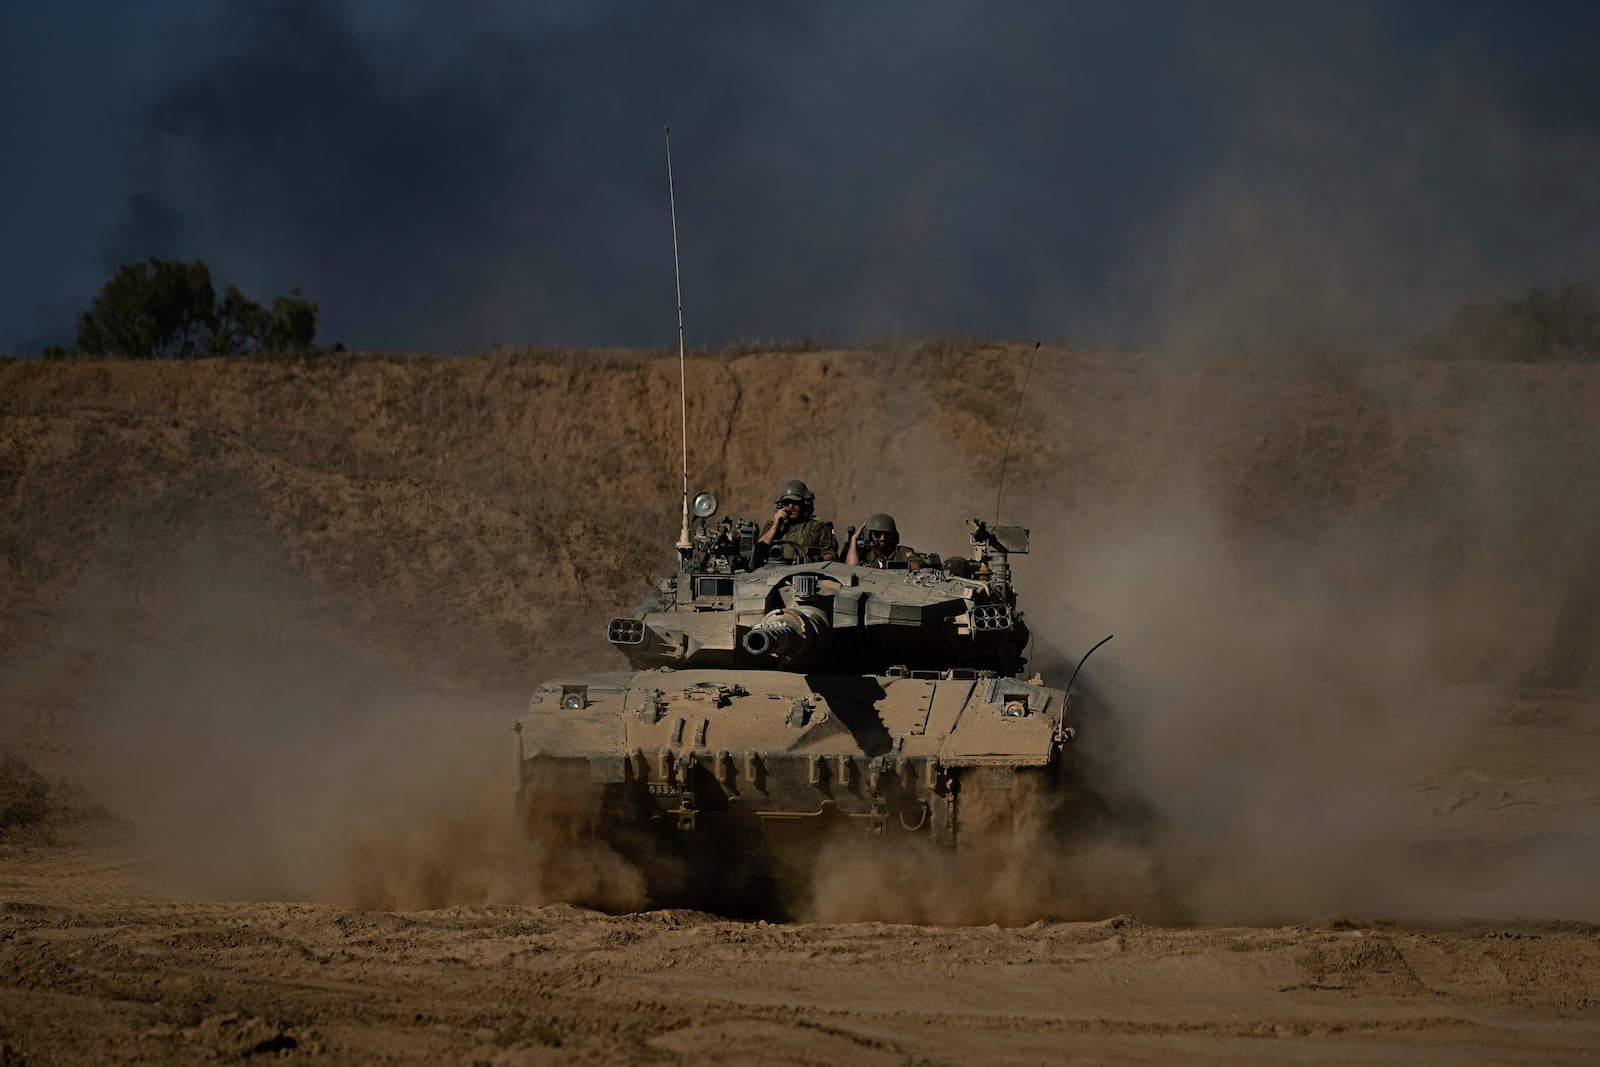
[[994, 341, 1041, 526], [665, 125, 691, 556]]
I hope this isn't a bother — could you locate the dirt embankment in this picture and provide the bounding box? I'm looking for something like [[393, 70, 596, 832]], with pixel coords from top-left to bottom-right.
[[6, 345, 1600, 674], [4, 345, 1600, 1063]]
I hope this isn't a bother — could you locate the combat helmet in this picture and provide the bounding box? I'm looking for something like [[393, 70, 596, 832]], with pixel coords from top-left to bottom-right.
[[862, 511, 901, 553], [773, 479, 816, 505], [863, 513, 898, 535]]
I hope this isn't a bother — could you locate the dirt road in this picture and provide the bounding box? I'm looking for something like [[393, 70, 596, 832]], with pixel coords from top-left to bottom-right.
[[3, 833, 1598, 1066]]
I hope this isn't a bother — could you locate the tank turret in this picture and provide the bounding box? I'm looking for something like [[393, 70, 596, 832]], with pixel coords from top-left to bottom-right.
[[604, 501, 1034, 678]]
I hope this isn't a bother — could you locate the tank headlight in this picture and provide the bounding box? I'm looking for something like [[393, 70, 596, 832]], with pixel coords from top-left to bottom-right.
[[560, 687, 587, 710], [692, 491, 719, 518]]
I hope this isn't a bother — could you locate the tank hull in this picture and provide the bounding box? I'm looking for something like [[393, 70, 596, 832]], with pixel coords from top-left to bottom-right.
[[515, 665, 1073, 906]]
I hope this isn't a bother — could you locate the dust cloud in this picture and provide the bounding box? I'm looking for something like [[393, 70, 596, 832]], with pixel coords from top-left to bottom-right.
[[60, 540, 643, 912], [1017, 420, 1600, 924], [787, 345, 1600, 926], [801, 772, 1168, 926]]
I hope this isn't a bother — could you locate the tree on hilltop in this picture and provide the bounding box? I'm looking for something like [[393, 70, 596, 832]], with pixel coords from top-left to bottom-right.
[[207, 284, 319, 356], [71, 258, 319, 359], [1417, 280, 1600, 362], [75, 259, 217, 359]]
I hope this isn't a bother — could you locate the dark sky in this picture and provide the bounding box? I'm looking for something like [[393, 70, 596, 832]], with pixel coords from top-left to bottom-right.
[[4, 1, 1598, 355]]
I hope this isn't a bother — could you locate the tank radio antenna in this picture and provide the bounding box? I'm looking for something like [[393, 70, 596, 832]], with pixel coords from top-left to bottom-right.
[[1066, 633, 1114, 696], [665, 125, 692, 558], [994, 341, 1041, 526]]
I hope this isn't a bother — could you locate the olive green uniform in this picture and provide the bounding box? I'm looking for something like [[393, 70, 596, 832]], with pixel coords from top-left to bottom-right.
[[765, 518, 839, 564], [857, 543, 922, 568]]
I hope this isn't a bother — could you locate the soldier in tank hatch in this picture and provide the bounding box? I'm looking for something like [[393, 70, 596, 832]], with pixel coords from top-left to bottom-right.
[[756, 479, 839, 564], [846, 512, 923, 570]]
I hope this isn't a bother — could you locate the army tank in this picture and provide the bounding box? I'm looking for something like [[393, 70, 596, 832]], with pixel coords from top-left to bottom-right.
[[513, 490, 1095, 910]]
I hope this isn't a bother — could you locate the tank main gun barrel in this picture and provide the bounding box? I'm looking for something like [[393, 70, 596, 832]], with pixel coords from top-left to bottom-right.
[[742, 606, 830, 660], [742, 617, 799, 657]]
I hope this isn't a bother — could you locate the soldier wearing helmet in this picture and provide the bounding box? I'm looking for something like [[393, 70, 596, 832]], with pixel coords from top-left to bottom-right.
[[846, 512, 923, 571], [756, 479, 839, 564]]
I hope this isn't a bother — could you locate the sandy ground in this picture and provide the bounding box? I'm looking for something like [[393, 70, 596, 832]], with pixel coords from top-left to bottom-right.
[[3, 840, 1599, 1066], [4, 694, 1598, 1066]]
